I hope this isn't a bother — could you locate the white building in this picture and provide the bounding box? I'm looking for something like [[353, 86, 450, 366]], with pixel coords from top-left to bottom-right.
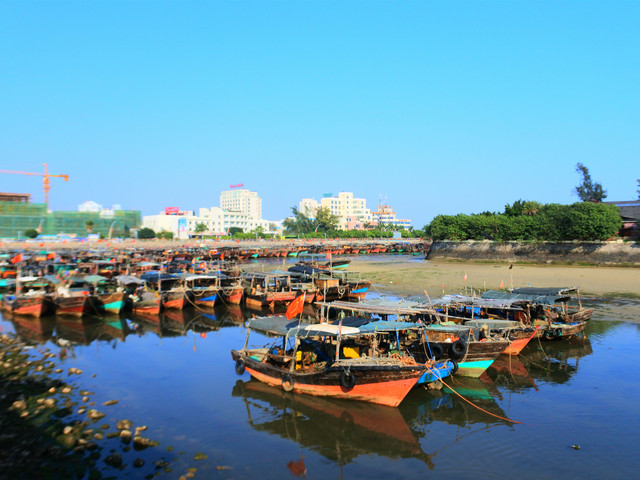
[[142, 205, 282, 240], [78, 201, 102, 212], [298, 198, 319, 217], [371, 203, 412, 228], [220, 188, 261, 220], [318, 192, 373, 230]]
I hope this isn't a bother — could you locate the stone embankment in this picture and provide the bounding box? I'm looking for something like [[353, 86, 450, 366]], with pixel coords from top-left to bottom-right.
[[425, 240, 640, 265]]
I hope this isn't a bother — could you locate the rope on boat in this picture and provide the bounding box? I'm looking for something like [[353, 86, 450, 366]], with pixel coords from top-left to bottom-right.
[[184, 292, 208, 312], [425, 365, 523, 425]]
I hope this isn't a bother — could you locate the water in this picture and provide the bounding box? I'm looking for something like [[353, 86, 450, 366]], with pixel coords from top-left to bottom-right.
[[2, 295, 640, 479]]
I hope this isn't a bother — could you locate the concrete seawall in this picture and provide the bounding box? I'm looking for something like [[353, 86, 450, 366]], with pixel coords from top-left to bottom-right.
[[426, 240, 640, 265]]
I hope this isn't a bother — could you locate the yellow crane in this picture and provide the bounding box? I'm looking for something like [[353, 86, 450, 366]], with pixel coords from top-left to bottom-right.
[[0, 163, 69, 209]]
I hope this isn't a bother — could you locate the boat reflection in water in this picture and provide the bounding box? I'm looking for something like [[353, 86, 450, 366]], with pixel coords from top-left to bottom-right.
[[232, 373, 527, 471], [487, 338, 593, 388], [232, 378, 438, 469], [400, 376, 515, 433], [9, 313, 56, 344]]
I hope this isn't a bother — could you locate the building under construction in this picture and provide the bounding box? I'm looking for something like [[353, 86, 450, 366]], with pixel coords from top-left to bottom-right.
[[0, 193, 141, 239]]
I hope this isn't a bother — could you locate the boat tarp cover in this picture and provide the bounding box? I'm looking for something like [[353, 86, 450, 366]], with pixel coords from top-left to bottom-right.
[[115, 275, 145, 285], [481, 289, 572, 305], [429, 294, 530, 309], [247, 316, 310, 336], [357, 320, 423, 333], [288, 265, 330, 275]]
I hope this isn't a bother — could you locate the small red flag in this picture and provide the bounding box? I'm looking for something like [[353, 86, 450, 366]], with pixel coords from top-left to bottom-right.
[[463, 273, 467, 282], [285, 294, 305, 320], [10, 253, 23, 264], [200, 332, 207, 338], [499, 280, 504, 289]]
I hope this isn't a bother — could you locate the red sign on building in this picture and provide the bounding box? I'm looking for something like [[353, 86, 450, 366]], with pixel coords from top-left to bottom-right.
[[165, 207, 180, 215]]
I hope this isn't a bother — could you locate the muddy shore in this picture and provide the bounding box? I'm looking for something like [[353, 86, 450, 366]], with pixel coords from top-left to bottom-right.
[[349, 258, 640, 298]]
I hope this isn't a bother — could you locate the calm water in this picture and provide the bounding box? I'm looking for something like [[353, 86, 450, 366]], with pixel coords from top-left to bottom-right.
[[2, 283, 640, 478]]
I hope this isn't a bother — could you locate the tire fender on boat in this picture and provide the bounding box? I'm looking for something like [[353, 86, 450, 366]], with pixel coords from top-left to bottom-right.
[[340, 370, 356, 390], [448, 359, 459, 374], [429, 343, 444, 360], [282, 374, 294, 392], [450, 340, 467, 358], [235, 359, 245, 375]]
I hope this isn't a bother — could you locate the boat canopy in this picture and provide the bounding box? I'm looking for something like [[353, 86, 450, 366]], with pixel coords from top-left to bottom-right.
[[83, 275, 109, 283], [482, 289, 575, 305], [247, 316, 310, 336]]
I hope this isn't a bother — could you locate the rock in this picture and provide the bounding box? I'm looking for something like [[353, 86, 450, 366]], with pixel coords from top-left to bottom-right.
[[43, 398, 56, 408], [82, 396, 89, 403], [133, 458, 145, 468], [94, 433, 104, 440], [62, 386, 72, 394], [103, 399, 118, 406], [120, 429, 132, 443], [87, 409, 106, 421], [63, 426, 73, 435], [135, 425, 148, 433], [104, 453, 123, 468], [116, 419, 133, 431], [194, 452, 208, 461], [133, 436, 159, 450], [11, 400, 27, 411], [48, 387, 56, 393], [77, 407, 87, 414]]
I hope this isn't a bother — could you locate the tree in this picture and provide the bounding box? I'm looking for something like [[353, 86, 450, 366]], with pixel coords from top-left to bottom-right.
[[574, 163, 607, 202], [194, 223, 208, 238], [504, 200, 543, 216], [137, 227, 156, 239], [283, 206, 339, 236], [24, 228, 39, 239], [157, 230, 174, 240], [85, 220, 94, 233]]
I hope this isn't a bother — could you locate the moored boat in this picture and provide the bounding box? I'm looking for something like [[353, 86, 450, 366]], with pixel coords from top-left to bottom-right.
[[231, 316, 453, 407]]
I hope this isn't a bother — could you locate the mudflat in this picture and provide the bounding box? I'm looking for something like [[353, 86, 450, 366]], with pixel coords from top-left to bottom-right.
[[349, 258, 640, 298]]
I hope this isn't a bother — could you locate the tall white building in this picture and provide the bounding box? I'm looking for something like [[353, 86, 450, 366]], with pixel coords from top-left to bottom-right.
[[220, 188, 261, 220]]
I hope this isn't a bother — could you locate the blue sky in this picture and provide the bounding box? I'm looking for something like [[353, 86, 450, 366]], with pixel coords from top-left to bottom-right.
[[1, 1, 638, 228]]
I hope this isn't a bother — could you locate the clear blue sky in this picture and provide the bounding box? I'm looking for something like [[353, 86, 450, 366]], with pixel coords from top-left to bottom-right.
[[1, 1, 638, 227]]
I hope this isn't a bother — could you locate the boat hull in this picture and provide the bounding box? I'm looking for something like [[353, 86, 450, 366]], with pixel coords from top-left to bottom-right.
[[232, 350, 424, 407], [3, 296, 54, 318]]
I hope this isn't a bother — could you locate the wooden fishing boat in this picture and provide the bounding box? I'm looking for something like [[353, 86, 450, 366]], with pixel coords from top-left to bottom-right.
[[2, 276, 55, 317], [116, 275, 162, 314], [242, 272, 298, 308], [463, 319, 540, 356], [231, 316, 452, 407], [324, 299, 510, 377], [140, 272, 189, 310]]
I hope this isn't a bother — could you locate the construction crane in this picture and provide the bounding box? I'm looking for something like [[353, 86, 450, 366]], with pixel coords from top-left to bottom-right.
[[0, 163, 69, 209]]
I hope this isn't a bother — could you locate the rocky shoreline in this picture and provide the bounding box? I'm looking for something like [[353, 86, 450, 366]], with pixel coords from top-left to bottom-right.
[[0, 333, 200, 480], [425, 240, 640, 265]]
